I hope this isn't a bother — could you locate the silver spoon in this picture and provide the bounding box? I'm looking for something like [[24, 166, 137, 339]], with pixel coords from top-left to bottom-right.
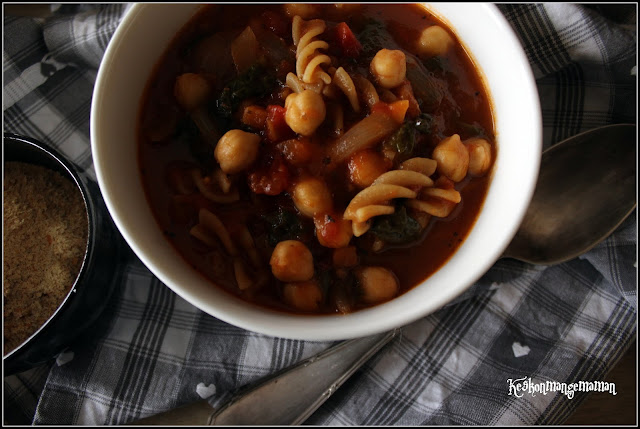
[[130, 123, 636, 426], [503, 123, 636, 264]]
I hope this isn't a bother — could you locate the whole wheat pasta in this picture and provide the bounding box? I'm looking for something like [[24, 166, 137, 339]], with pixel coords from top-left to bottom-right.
[[332, 67, 360, 112], [352, 220, 373, 237], [421, 187, 461, 203], [292, 16, 332, 85], [343, 165, 437, 235], [237, 224, 261, 269], [190, 214, 265, 290], [406, 199, 455, 218], [233, 257, 254, 290], [344, 184, 416, 222], [191, 169, 239, 203], [321, 68, 342, 100], [352, 75, 380, 109], [327, 102, 345, 136], [190, 208, 238, 255], [353, 204, 396, 223], [285, 72, 324, 94], [407, 187, 462, 218], [212, 168, 233, 194], [372, 169, 433, 188], [399, 157, 438, 176]]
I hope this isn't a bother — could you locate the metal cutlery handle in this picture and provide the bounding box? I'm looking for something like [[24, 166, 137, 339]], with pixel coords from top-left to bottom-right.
[[210, 329, 399, 425], [128, 329, 398, 426]]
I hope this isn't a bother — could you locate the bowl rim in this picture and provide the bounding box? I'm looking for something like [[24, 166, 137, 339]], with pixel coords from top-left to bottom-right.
[[91, 3, 542, 341]]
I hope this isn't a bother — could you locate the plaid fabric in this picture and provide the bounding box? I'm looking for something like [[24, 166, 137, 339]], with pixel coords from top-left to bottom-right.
[[3, 4, 637, 425]]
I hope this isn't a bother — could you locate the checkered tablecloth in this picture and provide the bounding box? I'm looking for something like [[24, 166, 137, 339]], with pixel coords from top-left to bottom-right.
[[3, 3, 637, 425]]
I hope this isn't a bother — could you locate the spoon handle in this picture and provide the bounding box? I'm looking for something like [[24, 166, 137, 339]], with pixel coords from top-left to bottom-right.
[[209, 329, 399, 425]]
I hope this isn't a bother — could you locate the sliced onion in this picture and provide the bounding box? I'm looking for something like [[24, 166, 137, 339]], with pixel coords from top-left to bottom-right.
[[325, 111, 400, 164], [231, 26, 260, 74], [190, 107, 221, 147]]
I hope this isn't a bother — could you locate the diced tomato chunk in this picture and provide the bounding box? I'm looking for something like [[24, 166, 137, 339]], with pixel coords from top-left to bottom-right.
[[241, 104, 268, 130], [333, 22, 362, 58], [265, 104, 295, 142], [314, 212, 353, 249], [277, 137, 314, 166], [247, 153, 291, 195]]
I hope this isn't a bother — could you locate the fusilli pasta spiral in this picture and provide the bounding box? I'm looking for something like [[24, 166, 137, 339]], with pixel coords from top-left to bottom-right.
[[343, 163, 435, 236], [191, 168, 239, 203], [400, 156, 461, 218], [285, 72, 324, 94], [332, 67, 360, 112], [352, 74, 380, 110], [292, 16, 332, 85], [190, 209, 266, 290], [190, 208, 237, 255], [406, 186, 461, 218]]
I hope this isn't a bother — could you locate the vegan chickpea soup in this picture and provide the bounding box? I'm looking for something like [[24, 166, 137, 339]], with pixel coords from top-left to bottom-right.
[[138, 4, 496, 315]]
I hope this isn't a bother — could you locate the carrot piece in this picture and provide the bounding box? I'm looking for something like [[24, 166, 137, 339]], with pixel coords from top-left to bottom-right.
[[388, 100, 410, 124]]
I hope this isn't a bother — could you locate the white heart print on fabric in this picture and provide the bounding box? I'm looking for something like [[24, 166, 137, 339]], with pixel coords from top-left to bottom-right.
[[196, 382, 217, 399], [512, 342, 531, 358]]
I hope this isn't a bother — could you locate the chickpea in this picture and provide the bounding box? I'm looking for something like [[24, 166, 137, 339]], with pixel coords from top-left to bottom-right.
[[174, 73, 212, 112], [417, 25, 455, 58], [355, 266, 399, 304], [465, 137, 493, 177], [292, 176, 333, 218], [282, 4, 320, 19], [432, 134, 469, 182], [270, 240, 314, 282], [214, 129, 261, 174], [285, 90, 327, 136], [348, 149, 391, 188], [282, 280, 323, 311], [370, 49, 407, 89], [333, 4, 363, 16]]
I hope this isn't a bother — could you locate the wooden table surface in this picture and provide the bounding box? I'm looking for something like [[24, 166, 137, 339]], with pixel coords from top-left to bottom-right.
[[564, 342, 637, 426]]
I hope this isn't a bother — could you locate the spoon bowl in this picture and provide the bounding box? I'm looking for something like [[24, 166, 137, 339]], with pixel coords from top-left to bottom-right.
[[503, 124, 636, 265]]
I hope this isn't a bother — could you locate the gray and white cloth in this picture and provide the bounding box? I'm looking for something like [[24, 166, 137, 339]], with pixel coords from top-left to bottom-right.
[[3, 3, 637, 425]]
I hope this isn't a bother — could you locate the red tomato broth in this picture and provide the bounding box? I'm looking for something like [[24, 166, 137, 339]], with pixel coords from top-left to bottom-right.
[[137, 4, 496, 315]]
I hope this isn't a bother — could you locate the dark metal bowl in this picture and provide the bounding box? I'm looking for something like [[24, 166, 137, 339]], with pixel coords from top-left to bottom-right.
[[3, 133, 124, 375]]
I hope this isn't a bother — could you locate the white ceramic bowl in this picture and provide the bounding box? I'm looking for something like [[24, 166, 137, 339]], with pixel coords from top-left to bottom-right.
[[91, 3, 541, 341]]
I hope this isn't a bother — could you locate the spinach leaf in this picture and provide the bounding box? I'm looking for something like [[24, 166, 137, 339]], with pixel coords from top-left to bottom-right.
[[356, 18, 400, 60], [384, 121, 416, 156], [455, 120, 491, 140], [215, 63, 276, 119], [414, 112, 434, 134], [370, 205, 422, 245], [262, 207, 309, 248], [383, 112, 434, 160]]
